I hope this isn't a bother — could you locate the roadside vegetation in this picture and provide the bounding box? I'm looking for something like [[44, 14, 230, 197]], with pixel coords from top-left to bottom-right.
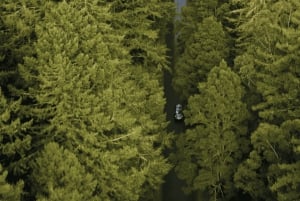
[[173, 1, 300, 201], [0, 1, 299, 201]]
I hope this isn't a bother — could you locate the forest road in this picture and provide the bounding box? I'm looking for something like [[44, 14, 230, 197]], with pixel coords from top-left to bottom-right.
[[161, 34, 195, 201], [162, 61, 194, 201], [161, 0, 196, 200]]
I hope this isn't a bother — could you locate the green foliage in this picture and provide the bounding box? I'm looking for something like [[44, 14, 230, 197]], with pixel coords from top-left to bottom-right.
[[253, 1, 300, 123], [271, 161, 300, 201], [0, 164, 23, 201], [18, 1, 170, 200], [235, 120, 300, 201], [231, 1, 300, 200], [176, 0, 231, 54], [0, 88, 32, 175], [31, 142, 97, 201], [0, 0, 41, 70], [107, 0, 174, 72], [173, 16, 229, 100], [175, 61, 249, 201], [176, 0, 218, 42], [270, 120, 300, 201], [6, 0, 300, 201]]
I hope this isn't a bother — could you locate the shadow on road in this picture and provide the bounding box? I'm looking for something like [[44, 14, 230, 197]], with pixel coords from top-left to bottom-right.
[[161, 22, 196, 200]]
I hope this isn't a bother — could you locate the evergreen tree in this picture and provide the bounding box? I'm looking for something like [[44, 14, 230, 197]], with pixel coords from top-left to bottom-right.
[[234, 120, 300, 201], [176, 0, 218, 46], [175, 61, 249, 201], [0, 0, 39, 71], [31, 142, 97, 201], [0, 0, 43, 105], [175, 0, 231, 54], [20, 1, 170, 200], [0, 88, 32, 175], [0, 164, 23, 201], [251, 0, 300, 123], [107, 0, 173, 73], [233, 0, 300, 200], [173, 16, 229, 100], [270, 120, 300, 201]]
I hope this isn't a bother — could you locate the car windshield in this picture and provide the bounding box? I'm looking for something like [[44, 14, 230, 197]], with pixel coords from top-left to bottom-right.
[[176, 104, 182, 110]]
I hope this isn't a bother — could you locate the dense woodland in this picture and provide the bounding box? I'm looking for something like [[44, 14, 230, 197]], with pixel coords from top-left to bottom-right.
[[0, 0, 299, 201]]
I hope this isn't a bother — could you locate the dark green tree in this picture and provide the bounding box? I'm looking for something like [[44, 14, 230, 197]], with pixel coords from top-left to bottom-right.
[[234, 120, 300, 201], [175, 61, 249, 201], [19, 1, 170, 200], [0, 0, 44, 103], [0, 88, 32, 176], [233, 0, 300, 200], [31, 142, 97, 201], [107, 0, 173, 73], [0, 0, 40, 71], [175, 0, 232, 55], [173, 16, 229, 100], [270, 120, 300, 201], [176, 0, 218, 46], [0, 164, 23, 201]]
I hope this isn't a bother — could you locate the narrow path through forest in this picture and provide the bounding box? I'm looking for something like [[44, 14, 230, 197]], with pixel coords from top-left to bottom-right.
[[161, 0, 196, 201]]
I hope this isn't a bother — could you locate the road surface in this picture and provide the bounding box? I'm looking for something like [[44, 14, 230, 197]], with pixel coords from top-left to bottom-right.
[[161, 0, 197, 201]]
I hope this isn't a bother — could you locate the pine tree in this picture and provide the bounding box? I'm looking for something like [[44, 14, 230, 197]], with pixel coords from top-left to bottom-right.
[[31, 142, 97, 201], [270, 120, 300, 201], [251, 0, 300, 123], [0, 0, 39, 71], [173, 16, 229, 100], [175, 0, 231, 54], [20, 1, 170, 200], [0, 88, 32, 176], [175, 61, 249, 201], [234, 120, 300, 201], [106, 0, 173, 73], [0, 164, 23, 201], [233, 1, 300, 200], [0, 0, 43, 104], [176, 0, 218, 44]]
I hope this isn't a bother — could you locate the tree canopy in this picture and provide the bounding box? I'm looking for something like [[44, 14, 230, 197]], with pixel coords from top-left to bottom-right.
[[173, 16, 229, 100], [0, 1, 171, 200], [174, 60, 249, 201], [172, 0, 300, 200], [1, 0, 300, 200]]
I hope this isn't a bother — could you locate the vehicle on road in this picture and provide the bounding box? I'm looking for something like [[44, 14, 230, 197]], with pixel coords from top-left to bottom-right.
[[174, 104, 184, 121]]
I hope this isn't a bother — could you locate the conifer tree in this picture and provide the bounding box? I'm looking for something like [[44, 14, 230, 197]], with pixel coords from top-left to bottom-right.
[[234, 120, 300, 201], [175, 61, 249, 201], [175, 0, 231, 54], [0, 164, 23, 201], [0, 0, 43, 103], [0, 0, 41, 71], [270, 120, 300, 201], [251, 0, 300, 123], [20, 1, 170, 200], [233, 1, 300, 200], [176, 0, 218, 45], [31, 142, 97, 201], [0, 88, 32, 175], [173, 17, 229, 100], [106, 0, 173, 73], [0, 87, 29, 200]]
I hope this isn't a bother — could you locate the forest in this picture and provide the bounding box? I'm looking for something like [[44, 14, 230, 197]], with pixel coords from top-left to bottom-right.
[[0, 0, 299, 201]]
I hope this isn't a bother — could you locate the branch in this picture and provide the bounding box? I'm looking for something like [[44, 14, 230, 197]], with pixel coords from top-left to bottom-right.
[[266, 139, 279, 160]]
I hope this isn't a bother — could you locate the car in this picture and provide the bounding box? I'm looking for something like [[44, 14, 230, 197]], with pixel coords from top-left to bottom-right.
[[174, 104, 184, 121]]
